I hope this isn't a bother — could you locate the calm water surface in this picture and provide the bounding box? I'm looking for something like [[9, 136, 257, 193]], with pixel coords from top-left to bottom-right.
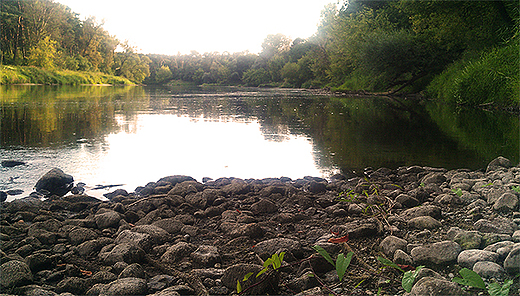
[[1, 85, 518, 200]]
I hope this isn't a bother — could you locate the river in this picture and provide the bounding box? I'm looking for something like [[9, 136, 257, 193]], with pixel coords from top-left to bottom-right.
[[1, 85, 518, 201]]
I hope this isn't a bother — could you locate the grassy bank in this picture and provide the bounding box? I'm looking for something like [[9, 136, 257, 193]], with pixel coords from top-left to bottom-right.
[[426, 40, 519, 109], [0, 66, 134, 85]]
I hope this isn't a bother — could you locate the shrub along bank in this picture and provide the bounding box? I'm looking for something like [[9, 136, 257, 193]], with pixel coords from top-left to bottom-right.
[[0, 66, 133, 86]]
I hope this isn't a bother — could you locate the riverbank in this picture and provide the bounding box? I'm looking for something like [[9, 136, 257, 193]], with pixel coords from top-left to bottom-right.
[[0, 66, 134, 86], [1, 157, 519, 295]]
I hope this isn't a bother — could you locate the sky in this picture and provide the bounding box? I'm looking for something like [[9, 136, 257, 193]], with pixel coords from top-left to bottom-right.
[[58, 0, 339, 55]]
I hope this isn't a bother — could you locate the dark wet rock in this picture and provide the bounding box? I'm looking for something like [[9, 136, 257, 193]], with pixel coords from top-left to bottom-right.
[[6, 189, 24, 196], [486, 156, 512, 173], [90, 270, 118, 285], [395, 193, 419, 208], [339, 217, 383, 238], [457, 249, 499, 269], [169, 181, 204, 197], [99, 243, 146, 265], [0, 260, 33, 288], [409, 277, 464, 296], [152, 218, 184, 234], [94, 210, 122, 229], [103, 277, 148, 296], [115, 230, 153, 251], [157, 175, 196, 186], [34, 168, 74, 197], [380, 236, 408, 258], [119, 263, 145, 279], [68, 227, 99, 245], [230, 223, 264, 239], [2, 160, 26, 167], [411, 241, 461, 266], [56, 277, 87, 294], [420, 172, 446, 185], [453, 231, 483, 250], [393, 249, 413, 266], [148, 274, 176, 292], [0, 191, 7, 202], [104, 189, 129, 200], [25, 252, 53, 272], [75, 237, 113, 257], [251, 198, 278, 214]]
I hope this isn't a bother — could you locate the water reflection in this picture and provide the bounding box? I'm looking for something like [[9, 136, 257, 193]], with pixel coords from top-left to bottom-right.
[[1, 85, 518, 201]]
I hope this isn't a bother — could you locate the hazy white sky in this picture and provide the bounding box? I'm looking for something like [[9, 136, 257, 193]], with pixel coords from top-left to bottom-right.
[[58, 0, 338, 55]]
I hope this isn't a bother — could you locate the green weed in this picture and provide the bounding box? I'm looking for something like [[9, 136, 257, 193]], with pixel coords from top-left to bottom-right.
[[236, 252, 285, 294], [452, 268, 513, 296], [313, 245, 354, 282], [377, 256, 424, 293], [451, 188, 463, 197]]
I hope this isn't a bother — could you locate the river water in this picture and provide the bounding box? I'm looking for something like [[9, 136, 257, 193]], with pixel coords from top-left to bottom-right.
[[1, 85, 518, 200]]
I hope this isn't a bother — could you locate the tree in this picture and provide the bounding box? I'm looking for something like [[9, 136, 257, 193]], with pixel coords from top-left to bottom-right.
[[155, 65, 173, 84], [27, 36, 57, 69]]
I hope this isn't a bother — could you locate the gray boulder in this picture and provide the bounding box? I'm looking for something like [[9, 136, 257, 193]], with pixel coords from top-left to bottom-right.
[[411, 241, 461, 266], [104, 277, 148, 296], [410, 277, 464, 296], [457, 249, 499, 269], [504, 244, 520, 275], [473, 261, 506, 280], [380, 236, 408, 258], [34, 168, 73, 197]]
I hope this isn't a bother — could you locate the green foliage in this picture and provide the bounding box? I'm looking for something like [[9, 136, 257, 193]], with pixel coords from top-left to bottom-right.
[[313, 245, 354, 282], [0, 65, 132, 85], [377, 256, 424, 293], [237, 252, 285, 294], [452, 268, 486, 289], [27, 37, 58, 69], [452, 268, 514, 296], [402, 266, 423, 293], [488, 280, 514, 296], [451, 188, 463, 197]]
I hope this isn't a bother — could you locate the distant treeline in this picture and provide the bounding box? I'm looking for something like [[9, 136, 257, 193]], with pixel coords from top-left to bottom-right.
[[1, 0, 518, 106]]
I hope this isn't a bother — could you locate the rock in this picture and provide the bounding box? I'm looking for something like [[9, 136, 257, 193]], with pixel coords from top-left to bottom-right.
[[458, 249, 499, 269], [421, 172, 446, 185], [253, 238, 302, 261], [474, 217, 517, 235], [503, 244, 520, 275], [379, 236, 408, 258], [453, 231, 483, 250], [148, 274, 176, 292], [68, 227, 99, 245], [408, 216, 442, 230], [90, 270, 118, 285], [486, 156, 511, 173], [409, 277, 464, 296], [0, 191, 7, 202], [115, 230, 153, 251], [119, 263, 145, 279], [393, 249, 413, 266], [0, 260, 33, 288], [94, 210, 122, 229], [34, 168, 74, 197], [25, 252, 53, 272], [161, 242, 194, 264], [76, 237, 113, 257], [99, 243, 146, 265], [152, 218, 184, 234], [308, 181, 327, 193], [104, 189, 129, 200], [400, 205, 442, 220], [251, 198, 278, 214], [169, 181, 204, 197], [190, 245, 220, 267], [103, 277, 148, 296], [222, 263, 277, 295], [493, 193, 518, 214], [395, 194, 419, 208], [229, 223, 264, 239], [56, 277, 87, 294], [2, 160, 26, 167], [341, 217, 382, 238], [473, 261, 506, 280], [132, 225, 170, 245], [411, 241, 461, 266]]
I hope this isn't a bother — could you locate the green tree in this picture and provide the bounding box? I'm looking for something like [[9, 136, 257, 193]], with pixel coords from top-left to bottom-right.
[[155, 65, 173, 84], [27, 36, 57, 69]]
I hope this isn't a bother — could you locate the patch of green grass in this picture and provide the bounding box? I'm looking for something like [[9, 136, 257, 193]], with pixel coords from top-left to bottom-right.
[[0, 66, 133, 85]]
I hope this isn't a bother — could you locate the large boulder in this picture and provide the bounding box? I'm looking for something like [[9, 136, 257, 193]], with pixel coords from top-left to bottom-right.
[[34, 168, 74, 197]]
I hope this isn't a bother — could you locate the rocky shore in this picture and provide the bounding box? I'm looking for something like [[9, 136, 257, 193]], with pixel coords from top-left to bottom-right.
[[1, 156, 519, 296]]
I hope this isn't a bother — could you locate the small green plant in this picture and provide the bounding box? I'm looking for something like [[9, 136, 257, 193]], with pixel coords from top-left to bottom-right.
[[511, 185, 520, 194], [377, 256, 424, 293], [313, 245, 354, 282], [451, 188, 463, 197], [452, 268, 513, 296], [236, 252, 285, 294]]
